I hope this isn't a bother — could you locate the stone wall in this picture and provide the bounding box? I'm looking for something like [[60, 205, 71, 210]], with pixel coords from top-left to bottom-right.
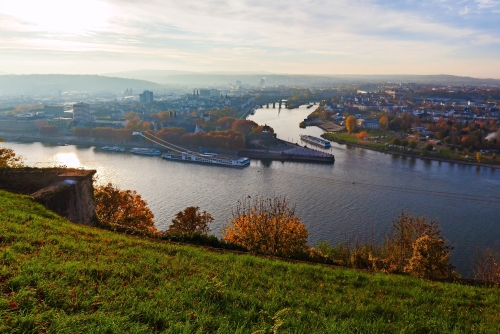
[[0, 168, 96, 226]]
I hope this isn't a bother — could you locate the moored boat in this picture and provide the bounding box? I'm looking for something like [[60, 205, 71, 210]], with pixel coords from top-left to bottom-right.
[[162, 152, 250, 168], [101, 146, 125, 152], [299, 134, 331, 148], [130, 148, 162, 156]]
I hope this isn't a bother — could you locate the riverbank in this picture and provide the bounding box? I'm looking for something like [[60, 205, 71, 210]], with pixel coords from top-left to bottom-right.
[[323, 134, 500, 169]]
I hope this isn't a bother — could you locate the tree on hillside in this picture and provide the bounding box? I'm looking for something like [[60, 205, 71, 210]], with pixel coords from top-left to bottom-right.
[[0, 141, 24, 168], [409, 140, 418, 150], [345, 116, 356, 134], [384, 211, 453, 278], [223, 196, 309, 257], [167, 206, 213, 235], [94, 183, 157, 236]]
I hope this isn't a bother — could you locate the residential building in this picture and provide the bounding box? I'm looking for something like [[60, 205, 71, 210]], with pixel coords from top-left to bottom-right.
[[139, 90, 154, 103], [73, 102, 92, 123]]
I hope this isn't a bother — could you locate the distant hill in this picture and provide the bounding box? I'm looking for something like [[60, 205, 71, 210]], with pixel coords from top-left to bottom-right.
[[0, 74, 162, 95], [103, 71, 500, 87], [104, 69, 273, 84], [332, 74, 500, 86]]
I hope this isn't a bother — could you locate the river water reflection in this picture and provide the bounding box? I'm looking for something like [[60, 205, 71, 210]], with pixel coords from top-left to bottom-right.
[[3, 104, 499, 276]]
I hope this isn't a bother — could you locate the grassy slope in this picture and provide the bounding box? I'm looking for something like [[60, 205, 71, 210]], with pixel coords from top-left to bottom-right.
[[1, 190, 499, 333]]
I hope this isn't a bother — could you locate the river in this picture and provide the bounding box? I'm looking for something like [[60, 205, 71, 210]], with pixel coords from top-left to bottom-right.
[[2, 104, 499, 276]]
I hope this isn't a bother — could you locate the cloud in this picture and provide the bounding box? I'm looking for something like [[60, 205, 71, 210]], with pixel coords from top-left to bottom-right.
[[0, 0, 499, 77]]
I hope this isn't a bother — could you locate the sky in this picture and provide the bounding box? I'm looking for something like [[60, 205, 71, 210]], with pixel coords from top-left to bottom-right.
[[0, 0, 499, 78]]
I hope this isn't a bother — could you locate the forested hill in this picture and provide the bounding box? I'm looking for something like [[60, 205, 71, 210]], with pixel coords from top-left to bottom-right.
[[0, 74, 162, 95]]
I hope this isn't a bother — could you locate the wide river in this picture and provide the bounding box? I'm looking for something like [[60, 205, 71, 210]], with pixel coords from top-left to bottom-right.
[[2, 104, 500, 276]]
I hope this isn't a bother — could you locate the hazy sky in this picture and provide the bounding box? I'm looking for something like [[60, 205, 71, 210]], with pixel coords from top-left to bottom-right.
[[0, 0, 499, 78]]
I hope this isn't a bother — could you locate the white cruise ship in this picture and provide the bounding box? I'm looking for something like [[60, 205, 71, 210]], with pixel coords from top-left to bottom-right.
[[299, 134, 331, 148], [162, 152, 250, 168]]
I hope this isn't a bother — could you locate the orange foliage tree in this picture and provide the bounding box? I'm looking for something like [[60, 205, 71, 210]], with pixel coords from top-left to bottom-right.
[[231, 119, 258, 135], [0, 141, 24, 167], [39, 125, 59, 136], [217, 117, 236, 130], [357, 131, 368, 140], [384, 212, 454, 277], [223, 196, 309, 257], [379, 116, 389, 130], [167, 206, 213, 235], [346, 116, 357, 134], [73, 127, 91, 137], [94, 183, 157, 236]]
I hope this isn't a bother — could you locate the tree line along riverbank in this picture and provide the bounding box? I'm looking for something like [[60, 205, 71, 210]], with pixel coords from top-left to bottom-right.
[[321, 132, 500, 169]]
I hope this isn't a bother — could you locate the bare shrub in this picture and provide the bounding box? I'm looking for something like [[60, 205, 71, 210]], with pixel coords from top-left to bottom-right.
[[474, 248, 500, 285]]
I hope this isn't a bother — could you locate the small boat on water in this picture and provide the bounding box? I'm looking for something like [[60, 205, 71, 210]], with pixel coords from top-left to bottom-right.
[[130, 148, 162, 156], [162, 151, 250, 168], [101, 146, 125, 152], [299, 134, 331, 148]]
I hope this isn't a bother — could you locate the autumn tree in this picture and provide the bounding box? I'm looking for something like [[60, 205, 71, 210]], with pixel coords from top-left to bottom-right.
[[73, 127, 91, 137], [0, 141, 24, 167], [167, 206, 213, 235], [476, 152, 482, 162], [409, 140, 418, 150], [223, 196, 309, 257], [379, 116, 389, 130], [217, 117, 236, 130], [231, 119, 258, 136], [356, 131, 368, 140], [405, 234, 454, 279], [39, 125, 59, 136], [384, 211, 454, 278], [345, 116, 356, 134], [94, 183, 157, 236]]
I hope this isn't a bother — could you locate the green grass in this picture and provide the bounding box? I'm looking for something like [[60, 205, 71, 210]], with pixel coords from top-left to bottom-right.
[[1, 190, 500, 333]]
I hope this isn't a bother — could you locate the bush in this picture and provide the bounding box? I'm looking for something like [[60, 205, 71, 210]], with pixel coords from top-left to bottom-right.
[[0, 145, 24, 168], [425, 144, 434, 151], [391, 137, 401, 146], [167, 206, 213, 235], [384, 212, 454, 278], [223, 196, 309, 257], [474, 248, 500, 284], [405, 234, 454, 279], [94, 183, 157, 236]]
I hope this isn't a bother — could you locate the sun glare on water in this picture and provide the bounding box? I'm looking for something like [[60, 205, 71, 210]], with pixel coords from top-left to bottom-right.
[[0, 0, 114, 34], [54, 153, 82, 168]]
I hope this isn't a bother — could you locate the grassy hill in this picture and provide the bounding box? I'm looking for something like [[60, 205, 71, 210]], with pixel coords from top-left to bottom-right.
[[1, 190, 499, 333]]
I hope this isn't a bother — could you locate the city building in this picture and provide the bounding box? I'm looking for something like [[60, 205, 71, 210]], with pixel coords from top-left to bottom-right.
[[73, 102, 92, 123], [139, 90, 154, 103], [43, 105, 65, 117], [199, 89, 210, 98], [260, 78, 266, 86]]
